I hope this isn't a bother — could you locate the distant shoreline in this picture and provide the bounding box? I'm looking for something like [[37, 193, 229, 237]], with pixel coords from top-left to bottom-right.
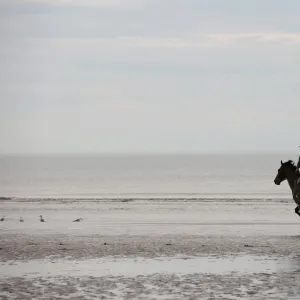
[[0, 152, 298, 158]]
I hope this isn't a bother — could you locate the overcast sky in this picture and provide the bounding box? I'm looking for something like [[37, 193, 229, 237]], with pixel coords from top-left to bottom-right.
[[0, 0, 299, 154]]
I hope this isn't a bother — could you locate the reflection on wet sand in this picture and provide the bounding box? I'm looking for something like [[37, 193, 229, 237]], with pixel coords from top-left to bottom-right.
[[1, 255, 299, 278]]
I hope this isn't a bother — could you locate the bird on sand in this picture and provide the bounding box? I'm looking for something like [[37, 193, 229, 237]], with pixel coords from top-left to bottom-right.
[[40, 215, 45, 222], [0, 216, 5, 221], [73, 218, 83, 222], [20, 217, 24, 222]]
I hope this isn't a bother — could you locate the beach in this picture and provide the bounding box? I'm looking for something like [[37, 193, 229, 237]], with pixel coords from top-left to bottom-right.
[[1, 0, 299, 294], [1, 199, 300, 299]]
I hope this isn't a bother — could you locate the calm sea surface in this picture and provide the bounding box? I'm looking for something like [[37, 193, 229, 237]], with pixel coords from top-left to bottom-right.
[[0, 154, 296, 200]]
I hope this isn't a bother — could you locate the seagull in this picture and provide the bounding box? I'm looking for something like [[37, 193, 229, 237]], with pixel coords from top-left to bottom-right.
[[73, 218, 83, 222], [20, 217, 24, 222], [0, 216, 4, 222], [40, 215, 45, 222]]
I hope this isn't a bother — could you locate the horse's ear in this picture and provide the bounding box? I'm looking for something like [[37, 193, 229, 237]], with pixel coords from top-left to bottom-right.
[[281, 160, 283, 165]]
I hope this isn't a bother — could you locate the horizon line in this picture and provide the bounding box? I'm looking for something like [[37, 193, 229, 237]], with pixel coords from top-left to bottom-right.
[[0, 151, 298, 157]]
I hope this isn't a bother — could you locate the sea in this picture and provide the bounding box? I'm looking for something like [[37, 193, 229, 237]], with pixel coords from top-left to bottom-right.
[[0, 154, 297, 201]]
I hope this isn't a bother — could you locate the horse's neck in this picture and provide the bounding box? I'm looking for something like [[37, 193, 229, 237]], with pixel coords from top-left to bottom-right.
[[286, 170, 297, 191]]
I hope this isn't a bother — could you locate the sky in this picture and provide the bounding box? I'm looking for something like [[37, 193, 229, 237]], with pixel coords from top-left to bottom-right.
[[0, 0, 299, 154]]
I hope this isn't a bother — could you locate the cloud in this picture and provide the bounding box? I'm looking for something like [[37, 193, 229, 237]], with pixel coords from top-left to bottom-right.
[[116, 32, 300, 48], [0, 0, 299, 154], [1, 0, 145, 8], [3, 33, 300, 57], [204, 32, 300, 43], [2, 0, 300, 40]]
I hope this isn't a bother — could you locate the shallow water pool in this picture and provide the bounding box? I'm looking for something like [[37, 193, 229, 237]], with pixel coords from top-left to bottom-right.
[[2, 255, 299, 278]]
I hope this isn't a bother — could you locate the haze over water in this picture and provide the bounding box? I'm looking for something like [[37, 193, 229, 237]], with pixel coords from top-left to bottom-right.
[[0, 154, 296, 200]]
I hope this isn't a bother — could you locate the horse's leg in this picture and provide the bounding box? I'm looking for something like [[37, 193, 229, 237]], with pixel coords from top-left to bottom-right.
[[295, 206, 300, 217]]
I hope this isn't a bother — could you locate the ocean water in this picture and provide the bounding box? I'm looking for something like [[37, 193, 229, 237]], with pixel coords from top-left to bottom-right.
[[0, 154, 296, 200]]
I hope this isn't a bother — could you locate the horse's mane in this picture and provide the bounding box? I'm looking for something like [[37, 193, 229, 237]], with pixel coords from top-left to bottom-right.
[[283, 160, 297, 171]]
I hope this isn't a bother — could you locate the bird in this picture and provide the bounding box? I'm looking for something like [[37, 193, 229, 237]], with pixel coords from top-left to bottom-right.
[[40, 215, 45, 222], [73, 218, 83, 222], [20, 217, 24, 222], [0, 216, 4, 222]]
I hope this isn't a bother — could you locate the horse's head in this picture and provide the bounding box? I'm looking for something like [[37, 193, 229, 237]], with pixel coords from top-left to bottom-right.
[[274, 160, 296, 185]]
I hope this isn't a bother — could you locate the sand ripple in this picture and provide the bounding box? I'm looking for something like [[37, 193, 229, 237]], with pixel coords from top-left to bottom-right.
[[1, 273, 300, 300]]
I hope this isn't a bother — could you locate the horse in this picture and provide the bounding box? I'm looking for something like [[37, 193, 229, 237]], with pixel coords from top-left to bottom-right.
[[274, 160, 300, 217]]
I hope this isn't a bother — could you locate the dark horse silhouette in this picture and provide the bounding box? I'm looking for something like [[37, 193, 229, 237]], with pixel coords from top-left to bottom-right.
[[274, 160, 300, 217]]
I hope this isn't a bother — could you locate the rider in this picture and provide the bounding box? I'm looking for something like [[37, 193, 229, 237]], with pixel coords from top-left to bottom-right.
[[297, 146, 300, 173], [296, 146, 300, 185], [293, 147, 300, 201]]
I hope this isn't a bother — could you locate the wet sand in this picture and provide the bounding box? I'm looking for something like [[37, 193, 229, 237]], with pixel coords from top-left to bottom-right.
[[1, 199, 300, 299]]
